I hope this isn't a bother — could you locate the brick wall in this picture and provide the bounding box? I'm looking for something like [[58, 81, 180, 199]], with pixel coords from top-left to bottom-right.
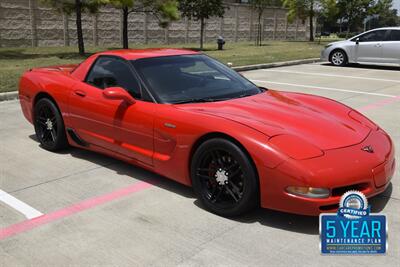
[[0, 0, 310, 48]]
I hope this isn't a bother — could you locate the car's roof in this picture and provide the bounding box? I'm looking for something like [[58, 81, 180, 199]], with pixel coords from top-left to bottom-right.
[[373, 27, 400, 30], [96, 48, 199, 60]]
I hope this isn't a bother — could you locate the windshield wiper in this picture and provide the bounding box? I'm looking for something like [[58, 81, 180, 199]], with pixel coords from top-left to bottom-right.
[[172, 97, 228, 104], [238, 92, 254, 98], [230, 92, 256, 100], [172, 98, 215, 104]]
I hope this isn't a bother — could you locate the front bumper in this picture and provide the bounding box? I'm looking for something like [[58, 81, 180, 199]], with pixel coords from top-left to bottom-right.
[[320, 48, 330, 62], [259, 129, 395, 216]]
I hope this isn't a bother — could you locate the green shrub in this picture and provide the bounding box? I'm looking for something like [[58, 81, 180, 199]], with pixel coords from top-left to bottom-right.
[[336, 32, 359, 39]]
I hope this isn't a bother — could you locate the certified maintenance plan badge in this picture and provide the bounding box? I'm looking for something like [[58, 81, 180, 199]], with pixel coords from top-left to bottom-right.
[[320, 191, 387, 254]]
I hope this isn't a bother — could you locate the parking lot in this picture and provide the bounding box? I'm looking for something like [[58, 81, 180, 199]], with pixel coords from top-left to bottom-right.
[[1, 62, 399, 266]]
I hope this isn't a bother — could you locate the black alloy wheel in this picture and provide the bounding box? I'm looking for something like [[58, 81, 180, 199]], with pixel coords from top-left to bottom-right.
[[191, 138, 259, 217], [34, 98, 68, 151]]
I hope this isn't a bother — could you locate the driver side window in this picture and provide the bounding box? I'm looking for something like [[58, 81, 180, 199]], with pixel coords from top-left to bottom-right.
[[358, 30, 386, 42], [86, 56, 141, 98]]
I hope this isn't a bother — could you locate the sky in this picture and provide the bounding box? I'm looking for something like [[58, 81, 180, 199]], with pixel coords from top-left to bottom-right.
[[395, 0, 400, 11]]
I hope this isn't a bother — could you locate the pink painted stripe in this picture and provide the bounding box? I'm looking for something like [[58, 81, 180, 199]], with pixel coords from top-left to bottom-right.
[[0, 181, 153, 240], [358, 95, 400, 112]]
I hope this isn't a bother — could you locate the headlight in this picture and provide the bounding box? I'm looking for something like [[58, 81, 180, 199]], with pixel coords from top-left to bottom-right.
[[286, 186, 330, 198], [348, 110, 378, 130], [269, 134, 324, 160], [325, 44, 333, 49]]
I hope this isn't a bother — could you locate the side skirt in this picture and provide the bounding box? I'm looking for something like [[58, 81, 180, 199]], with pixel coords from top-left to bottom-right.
[[66, 128, 88, 147]]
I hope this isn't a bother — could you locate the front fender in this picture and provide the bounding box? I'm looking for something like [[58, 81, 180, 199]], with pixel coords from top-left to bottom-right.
[[152, 104, 289, 186]]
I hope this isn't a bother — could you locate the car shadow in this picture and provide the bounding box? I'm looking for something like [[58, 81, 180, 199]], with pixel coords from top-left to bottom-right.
[[320, 62, 400, 71], [28, 134, 394, 235], [195, 183, 393, 236], [194, 199, 320, 235], [29, 134, 195, 198]]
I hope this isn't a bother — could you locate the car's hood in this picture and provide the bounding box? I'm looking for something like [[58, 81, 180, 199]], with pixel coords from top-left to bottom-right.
[[176, 91, 370, 150], [327, 39, 355, 47], [329, 40, 347, 45]]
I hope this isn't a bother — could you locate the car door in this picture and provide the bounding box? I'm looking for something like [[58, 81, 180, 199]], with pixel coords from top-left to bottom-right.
[[355, 30, 387, 63], [382, 29, 400, 64], [68, 56, 155, 165]]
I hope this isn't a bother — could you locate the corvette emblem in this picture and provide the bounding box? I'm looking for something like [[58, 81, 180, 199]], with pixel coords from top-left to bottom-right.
[[362, 145, 374, 153]]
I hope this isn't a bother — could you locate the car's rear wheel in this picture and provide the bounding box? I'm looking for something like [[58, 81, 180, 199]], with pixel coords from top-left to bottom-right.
[[34, 98, 68, 151], [330, 50, 347, 66], [191, 138, 259, 217]]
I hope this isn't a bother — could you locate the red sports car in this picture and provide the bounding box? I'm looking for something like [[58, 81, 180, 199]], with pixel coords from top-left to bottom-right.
[[19, 49, 395, 217]]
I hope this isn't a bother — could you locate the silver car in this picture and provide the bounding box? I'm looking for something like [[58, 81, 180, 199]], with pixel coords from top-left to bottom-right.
[[321, 27, 400, 66]]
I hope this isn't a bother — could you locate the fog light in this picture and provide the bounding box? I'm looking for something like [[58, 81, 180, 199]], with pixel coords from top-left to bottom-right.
[[286, 186, 330, 198]]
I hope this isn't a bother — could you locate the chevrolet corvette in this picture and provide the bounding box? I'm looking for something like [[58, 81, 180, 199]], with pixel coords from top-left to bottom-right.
[[19, 49, 395, 217]]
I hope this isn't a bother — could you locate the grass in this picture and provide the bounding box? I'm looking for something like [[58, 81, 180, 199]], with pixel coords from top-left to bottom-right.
[[0, 41, 334, 93]]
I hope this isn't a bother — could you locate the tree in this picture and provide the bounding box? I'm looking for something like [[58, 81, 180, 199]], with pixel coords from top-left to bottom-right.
[[284, 0, 316, 41], [367, 0, 399, 29], [336, 0, 376, 34], [317, 0, 338, 35], [250, 0, 281, 46], [108, 0, 179, 49], [178, 0, 225, 50], [41, 0, 105, 55], [319, 0, 338, 25], [284, 0, 338, 41]]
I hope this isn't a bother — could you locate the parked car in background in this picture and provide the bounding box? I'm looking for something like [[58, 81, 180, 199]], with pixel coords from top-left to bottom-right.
[[320, 31, 331, 37], [321, 27, 400, 66]]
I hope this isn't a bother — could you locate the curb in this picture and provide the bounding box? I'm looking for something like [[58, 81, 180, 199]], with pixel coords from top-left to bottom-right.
[[232, 58, 321, 71], [0, 58, 321, 102], [0, 91, 18, 102]]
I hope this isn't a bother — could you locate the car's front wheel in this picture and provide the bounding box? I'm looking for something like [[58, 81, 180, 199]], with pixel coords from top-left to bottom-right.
[[34, 98, 68, 151], [191, 138, 259, 217], [330, 50, 347, 66]]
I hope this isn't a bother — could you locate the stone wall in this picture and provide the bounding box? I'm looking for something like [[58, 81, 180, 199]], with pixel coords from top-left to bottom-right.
[[0, 0, 310, 48]]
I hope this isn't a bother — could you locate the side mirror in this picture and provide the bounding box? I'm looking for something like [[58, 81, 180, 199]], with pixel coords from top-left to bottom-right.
[[103, 87, 135, 105], [356, 38, 360, 45]]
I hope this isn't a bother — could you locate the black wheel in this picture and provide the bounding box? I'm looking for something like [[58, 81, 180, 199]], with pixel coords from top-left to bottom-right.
[[191, 138, 259, 217], [34, 98, 68, 151], [330, 50, 348, 66]]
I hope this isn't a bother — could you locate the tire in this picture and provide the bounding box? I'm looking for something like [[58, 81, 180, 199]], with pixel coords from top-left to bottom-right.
[[191, 138, 259, 217], [330, 50, 348, 66], [34, 98, 68, 151]]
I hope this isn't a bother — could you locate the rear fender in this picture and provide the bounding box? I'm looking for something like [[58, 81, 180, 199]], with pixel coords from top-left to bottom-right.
[[19, 70, 77, 126]]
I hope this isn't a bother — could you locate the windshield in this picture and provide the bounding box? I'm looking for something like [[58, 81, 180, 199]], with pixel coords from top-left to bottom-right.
[[131, 55, 262, 104]]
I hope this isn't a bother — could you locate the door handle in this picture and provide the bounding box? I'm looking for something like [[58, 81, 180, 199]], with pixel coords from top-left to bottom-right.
[[74, 90, 86, 97], [375, 43, 382, 48]]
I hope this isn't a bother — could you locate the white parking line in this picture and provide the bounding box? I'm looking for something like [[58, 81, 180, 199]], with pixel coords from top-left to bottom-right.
[[262, 69, 400, 83], [250, 80, 397, 98], [0, 189, 43, 219]]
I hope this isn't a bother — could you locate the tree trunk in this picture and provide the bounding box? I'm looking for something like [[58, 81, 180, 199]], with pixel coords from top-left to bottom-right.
[[257, 12, 262, 46], [75, 0, 85, 56], [309, 1, 314, 42], [259, 14, 262, 46], [200, 18, 205, 50], [346, 19, 351, 38], [122, 6, 129, 49]]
